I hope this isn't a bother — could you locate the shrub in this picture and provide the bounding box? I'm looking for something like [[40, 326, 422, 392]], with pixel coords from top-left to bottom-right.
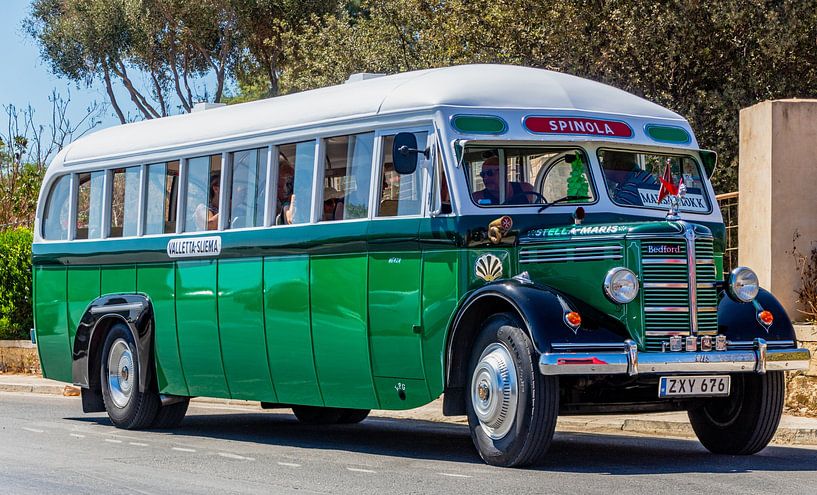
[[0, 227, 33, 339], [793, 231, 817, 323]]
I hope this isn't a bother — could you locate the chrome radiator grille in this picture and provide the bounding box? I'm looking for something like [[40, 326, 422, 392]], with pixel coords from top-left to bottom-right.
[[641, 237, 718, 351]]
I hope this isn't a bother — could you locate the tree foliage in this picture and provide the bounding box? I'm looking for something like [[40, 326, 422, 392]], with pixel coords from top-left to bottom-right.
[[0, 228, 33, 340], [25, 0, 337, 123], [279, 0, 817, 193]]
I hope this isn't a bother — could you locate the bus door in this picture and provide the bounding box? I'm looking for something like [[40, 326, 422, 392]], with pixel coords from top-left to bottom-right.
[[367, 129, 433, 408]]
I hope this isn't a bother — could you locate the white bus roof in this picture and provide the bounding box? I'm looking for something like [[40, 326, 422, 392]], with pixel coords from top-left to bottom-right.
[[56, 64, 688, 167]]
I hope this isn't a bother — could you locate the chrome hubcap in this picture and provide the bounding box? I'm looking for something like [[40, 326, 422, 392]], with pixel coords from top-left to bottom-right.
[[107, 339, 135, 409], [470, 342, 518, 440]]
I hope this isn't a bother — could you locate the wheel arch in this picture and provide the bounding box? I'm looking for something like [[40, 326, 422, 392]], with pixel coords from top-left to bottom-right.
[[71, 294, 155, 412], [442, 280, 558, 415]]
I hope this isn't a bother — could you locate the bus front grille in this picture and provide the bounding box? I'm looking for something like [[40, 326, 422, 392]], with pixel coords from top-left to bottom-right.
[[641, 237, 718, 352]]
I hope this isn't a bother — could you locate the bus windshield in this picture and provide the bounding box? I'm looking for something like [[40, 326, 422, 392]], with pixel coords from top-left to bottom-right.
[[598, 149, 711, 213], [463, 145, 596, 207]]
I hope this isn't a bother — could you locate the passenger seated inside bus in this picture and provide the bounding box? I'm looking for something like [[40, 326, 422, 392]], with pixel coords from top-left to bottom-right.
[[194, 174, 220, 230], [276, 157, 294, 225], [471, 152, 535, 205], [599, 150, 656, 205], [322, 186, 344, 221]]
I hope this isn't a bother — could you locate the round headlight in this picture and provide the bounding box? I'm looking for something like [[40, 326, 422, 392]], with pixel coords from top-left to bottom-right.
[[604, 267, 639, 304], [729, 266, 759, 302]]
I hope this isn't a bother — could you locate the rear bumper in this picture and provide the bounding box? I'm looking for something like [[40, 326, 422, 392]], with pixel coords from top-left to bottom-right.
[[539, 338, 811, 376]]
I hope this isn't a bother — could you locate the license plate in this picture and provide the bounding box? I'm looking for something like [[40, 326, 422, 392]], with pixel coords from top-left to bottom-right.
[[658, 375, 730, 398]]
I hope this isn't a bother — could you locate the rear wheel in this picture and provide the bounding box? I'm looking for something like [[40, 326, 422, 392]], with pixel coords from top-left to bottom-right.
[[292, 405, 343, 424], [152, 399, 190, 429], [465, 313, 559, 467], [337, 408, 370, 424], [100, 324, 159, 429], [688, 371, 784, 455]]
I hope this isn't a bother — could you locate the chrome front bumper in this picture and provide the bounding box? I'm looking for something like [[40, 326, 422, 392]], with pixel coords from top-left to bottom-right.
[[539, 339, 811, 376]]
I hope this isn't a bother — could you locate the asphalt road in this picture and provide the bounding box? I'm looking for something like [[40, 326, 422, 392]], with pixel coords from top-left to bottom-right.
[[2, 392, 816, 495]]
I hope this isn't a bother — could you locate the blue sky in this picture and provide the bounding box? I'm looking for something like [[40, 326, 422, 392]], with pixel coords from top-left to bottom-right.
[[0, 1, 222, 153], [0, 2, 122, 135]]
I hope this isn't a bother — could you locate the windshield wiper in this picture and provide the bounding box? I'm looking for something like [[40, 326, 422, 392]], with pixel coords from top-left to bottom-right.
[[538, 195, 592, 213]]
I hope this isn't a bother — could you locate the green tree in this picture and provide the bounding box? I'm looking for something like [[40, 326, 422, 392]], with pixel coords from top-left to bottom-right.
[[278, 0, 817, 193]]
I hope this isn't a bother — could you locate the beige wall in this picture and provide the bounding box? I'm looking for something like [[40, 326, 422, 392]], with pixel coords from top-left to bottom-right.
[[739, 100, 817, 321]]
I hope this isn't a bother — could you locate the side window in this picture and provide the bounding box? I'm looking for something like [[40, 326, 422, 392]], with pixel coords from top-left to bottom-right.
[[75, 171, 105, 240], [276, 141, 315, 225], [539, 153, 595, 203], [322, 132, 374, 222], [184, 154, 222, 232], [42, 175, 70, 240], [377, 132, 427, 217], [144, 161, 179, 235], [109, 166, 141, 238], [227, 148, 268, 229]]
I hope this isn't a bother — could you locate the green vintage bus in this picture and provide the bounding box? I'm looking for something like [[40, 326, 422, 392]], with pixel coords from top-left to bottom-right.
[[33, 64, 810, 467]]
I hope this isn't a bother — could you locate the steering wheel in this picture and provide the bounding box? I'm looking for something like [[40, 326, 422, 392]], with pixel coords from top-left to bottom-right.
[[504, 190, 547, 205]]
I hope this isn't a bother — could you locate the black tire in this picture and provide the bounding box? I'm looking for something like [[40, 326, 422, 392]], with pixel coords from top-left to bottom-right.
[[465, 313, 559, 467], [337, 408, 370, 424], [152, 399, 190, 429], [100, 323, 159, 429], [688, 371, 785, 455], [292, 405, 344, 425]]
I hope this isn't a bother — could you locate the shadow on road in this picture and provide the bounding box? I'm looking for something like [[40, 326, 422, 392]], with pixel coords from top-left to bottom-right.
[[69, 410, 817, 474]]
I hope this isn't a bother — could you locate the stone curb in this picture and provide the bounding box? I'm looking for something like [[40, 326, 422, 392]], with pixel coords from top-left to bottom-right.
[[3, 378, 816, 446]]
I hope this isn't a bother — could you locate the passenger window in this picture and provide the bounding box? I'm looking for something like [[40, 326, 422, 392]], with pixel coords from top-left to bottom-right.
[[42, 175, 70, 240], [184, 154, 222, 232], [75, 171, 105, 240], [322, 133, 374, 222], [276, 141, 315, 225], [144, 161, 179, 235], [227, 148, 268, 229], [109, 166, 141, 238], [377, 132, 427, 217]]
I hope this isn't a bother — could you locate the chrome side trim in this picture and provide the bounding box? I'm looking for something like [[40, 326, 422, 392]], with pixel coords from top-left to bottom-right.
[[520, 254, 623, 264], [696, 259, 715, 265], [520, 246, 623, 255], [539, 346, 810, 376], [684, 222, 699, 335], [645, 330, 690, 337], [90, 302, 145, 314], [550, 342, 628, 351]]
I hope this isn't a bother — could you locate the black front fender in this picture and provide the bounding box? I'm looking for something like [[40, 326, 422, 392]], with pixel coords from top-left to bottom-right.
[[72, 294, 154, 392], [718, 287, 797, 342]]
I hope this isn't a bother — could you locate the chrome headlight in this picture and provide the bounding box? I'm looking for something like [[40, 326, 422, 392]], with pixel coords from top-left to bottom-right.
[[729, 266, 759, 302], [603, 267, 639, 304]]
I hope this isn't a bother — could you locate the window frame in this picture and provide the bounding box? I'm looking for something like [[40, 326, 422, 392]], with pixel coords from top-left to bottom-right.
[[596, 147, 714, 215], [461, 143, 599, 209]]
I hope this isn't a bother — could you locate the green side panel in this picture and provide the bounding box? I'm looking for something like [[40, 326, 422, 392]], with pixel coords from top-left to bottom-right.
[[33, 266, 71, 382], [374, 377, 431, 410], [137, 263, 188, 395], [100, 265, 136, 294], [421, 250, 461, 396], [311, 255, 378, 409], [368, 252, 425, 379], [67, 267, 100, 347], [218, 258, 276, 402], [175, 260, 230, 398], [263, 256, 322, 406]]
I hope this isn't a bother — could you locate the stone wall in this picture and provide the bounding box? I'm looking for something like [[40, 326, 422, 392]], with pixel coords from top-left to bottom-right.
[[786, 325, 817, 416], [0, 341, 41, 374]]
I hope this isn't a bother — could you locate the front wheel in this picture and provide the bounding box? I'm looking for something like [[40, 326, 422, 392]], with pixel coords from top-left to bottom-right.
[[465, 313, 559, 467], [688, 371, 784, 455], [100, 324, 159, 429]]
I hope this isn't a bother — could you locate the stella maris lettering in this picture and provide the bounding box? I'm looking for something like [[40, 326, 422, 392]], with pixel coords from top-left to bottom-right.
[[527, 225, 632, 238]]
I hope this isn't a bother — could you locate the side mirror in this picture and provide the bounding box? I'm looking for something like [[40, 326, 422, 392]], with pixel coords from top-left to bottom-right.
[[392, 132, 428, 175], [699, 149, 717, 178]]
